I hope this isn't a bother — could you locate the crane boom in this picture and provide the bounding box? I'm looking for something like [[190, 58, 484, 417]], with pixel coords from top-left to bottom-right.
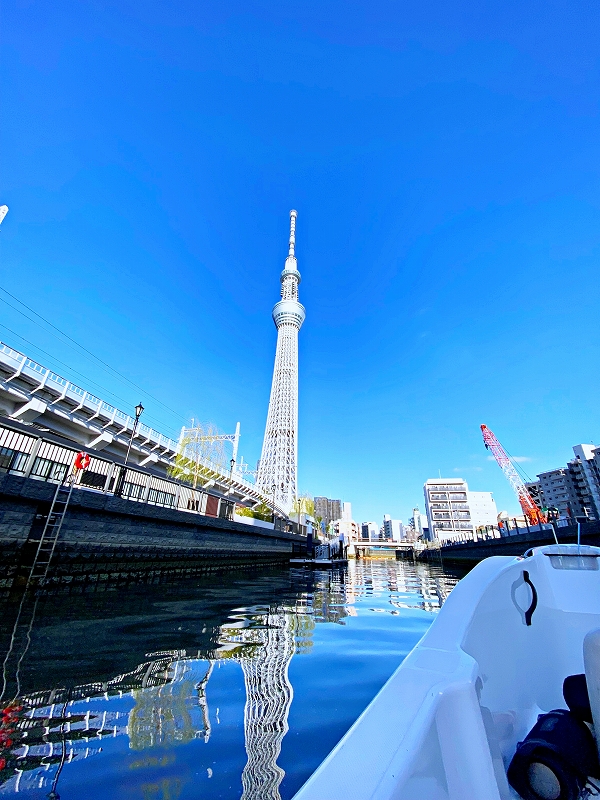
[[480, 424, 542, 525]]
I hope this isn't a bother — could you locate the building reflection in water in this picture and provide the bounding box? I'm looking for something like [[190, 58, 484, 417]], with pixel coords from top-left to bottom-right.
[[128, 659, 213, 750], [0, 562, 458, 798], [0, 650, 214, 795], [344, 559, 459, 613]]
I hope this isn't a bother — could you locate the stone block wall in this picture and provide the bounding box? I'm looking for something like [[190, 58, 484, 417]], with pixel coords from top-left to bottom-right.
[[0, 474, 306, 585]]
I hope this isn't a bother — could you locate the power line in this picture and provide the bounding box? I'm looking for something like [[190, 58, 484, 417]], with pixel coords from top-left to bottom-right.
[[502, 444, 534, 484], [0, 324, 180, 437], [0, 286, 185, 422], [0, 323, 181, 439]]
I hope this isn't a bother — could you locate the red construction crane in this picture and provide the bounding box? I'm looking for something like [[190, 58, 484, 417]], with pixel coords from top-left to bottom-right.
[[480, 424, 543, 525]]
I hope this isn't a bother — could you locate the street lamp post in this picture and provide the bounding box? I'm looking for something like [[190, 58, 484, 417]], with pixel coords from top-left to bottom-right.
[[228, 457, 236, 510], [115, 402, 144, 497], [125, 402, 144, 466]]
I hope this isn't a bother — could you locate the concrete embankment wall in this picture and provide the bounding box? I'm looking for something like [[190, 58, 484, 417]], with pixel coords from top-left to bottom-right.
[[0, 473, 307, 587], [418, 521, 600, 565]]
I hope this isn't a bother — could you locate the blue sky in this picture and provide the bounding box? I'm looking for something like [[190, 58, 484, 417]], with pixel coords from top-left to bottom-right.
[[1, 0, 599, 523]]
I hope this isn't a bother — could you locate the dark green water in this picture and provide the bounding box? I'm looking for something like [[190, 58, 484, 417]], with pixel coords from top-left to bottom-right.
[[0, 559, 461, 799]]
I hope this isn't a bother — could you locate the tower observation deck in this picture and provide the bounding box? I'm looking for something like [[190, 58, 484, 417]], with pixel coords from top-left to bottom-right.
[[257, 211, 305, 513]]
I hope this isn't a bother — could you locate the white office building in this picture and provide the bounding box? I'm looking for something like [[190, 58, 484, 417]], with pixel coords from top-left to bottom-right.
[[424, 478, 474, 543], [360, 521, 379, 541], [411, 508, 424, 538], [342, 502, 353, 521], [467, 491, 498, 528], [382, 515, 404, 541], [571, 444, 600, 519], [410, 507, 430, 540]]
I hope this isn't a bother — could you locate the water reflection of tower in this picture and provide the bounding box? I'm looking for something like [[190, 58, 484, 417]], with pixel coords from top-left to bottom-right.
[[239, 610, 295, 800]]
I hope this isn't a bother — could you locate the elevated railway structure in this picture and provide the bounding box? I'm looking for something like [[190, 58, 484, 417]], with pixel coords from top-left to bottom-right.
[[0, 341, 286, 516]]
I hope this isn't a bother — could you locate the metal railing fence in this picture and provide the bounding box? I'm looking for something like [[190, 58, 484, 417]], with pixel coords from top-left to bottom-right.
[[0, 421, 239, 522], [438, 515, 598, 548]]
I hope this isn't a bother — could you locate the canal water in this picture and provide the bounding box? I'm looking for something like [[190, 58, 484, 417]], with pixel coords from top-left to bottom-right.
[[0, 559, 463, 799]]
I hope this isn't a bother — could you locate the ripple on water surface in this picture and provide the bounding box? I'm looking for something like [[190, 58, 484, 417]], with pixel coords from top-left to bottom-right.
[[0, 559, 461, 799]]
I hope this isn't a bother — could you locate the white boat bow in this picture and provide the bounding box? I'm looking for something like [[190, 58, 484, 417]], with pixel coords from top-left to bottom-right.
[[292, 544, 600, 800]]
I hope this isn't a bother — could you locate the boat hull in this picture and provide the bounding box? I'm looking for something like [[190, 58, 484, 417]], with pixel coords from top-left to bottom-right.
[[292, 545, 600, 800]]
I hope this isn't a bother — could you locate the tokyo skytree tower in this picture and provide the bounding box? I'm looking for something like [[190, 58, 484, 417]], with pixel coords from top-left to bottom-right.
[[257, 210, 305, 512]]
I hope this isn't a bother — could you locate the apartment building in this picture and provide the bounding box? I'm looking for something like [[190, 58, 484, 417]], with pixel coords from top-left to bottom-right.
[[424, 478, 474, 543], [314, 496, 342, 526], [382, 515, 405, 541], [467, 491, 498, 528]]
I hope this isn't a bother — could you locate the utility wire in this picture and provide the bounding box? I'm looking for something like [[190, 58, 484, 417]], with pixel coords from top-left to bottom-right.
[[0, 286, 185, 421], [502, 444, 534, 484], [0, 322, 181, 439]]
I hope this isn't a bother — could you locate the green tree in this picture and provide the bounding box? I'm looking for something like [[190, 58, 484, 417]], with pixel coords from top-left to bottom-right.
[[235, 502, 272, 522], [167, 439, 221, 489], [167, 420, 230, 489], [292, 493, 315, 518]]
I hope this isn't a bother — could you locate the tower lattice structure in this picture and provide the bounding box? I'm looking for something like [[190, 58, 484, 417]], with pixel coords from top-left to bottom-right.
[[240, 611, 295, 800], [257, 210, 305, 513]]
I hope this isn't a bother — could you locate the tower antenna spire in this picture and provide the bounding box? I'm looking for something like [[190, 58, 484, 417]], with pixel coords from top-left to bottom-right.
[[288, 209, 297, 256]]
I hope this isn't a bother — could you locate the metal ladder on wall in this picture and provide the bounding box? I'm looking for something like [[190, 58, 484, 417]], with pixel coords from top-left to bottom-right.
[[0, 471, 78, 704], [25, 473, 76, 588]]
